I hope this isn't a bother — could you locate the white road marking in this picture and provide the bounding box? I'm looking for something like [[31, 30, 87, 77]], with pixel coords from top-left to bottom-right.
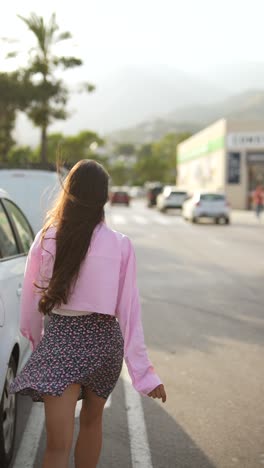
[[151, 215, 173, 225], [210, 238, 226, 247], [122, 366, 153, 468], [75, 399, 82, 417], [109, 207, 188, 228], [75, 395, 112, 418], [105, 394, 112, 408], [14, 392, 112, 467], [132, 215, 149, 225], [12, 403, 44, 468], [75, 394, 111, 417], [111, 214, 126, 225]]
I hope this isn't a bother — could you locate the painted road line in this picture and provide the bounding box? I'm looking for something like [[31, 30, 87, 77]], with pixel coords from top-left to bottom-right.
[[132, 215, 149, 225], [122, 366, 153, 468], [105, 394, 112, 408], [12, 403, 44, 468], [210, 238, 226, 247], [151, 215, 173, 225], [111, 214, 126, 225], [74, 394, 112, 418], [14, 393, 112, 467]]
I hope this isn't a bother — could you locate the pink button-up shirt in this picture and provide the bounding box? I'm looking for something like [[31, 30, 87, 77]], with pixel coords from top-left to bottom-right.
[[20, 221, 162, 396]]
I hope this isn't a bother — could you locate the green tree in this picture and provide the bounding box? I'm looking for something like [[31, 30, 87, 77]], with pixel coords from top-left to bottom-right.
[[42, 130, 105, 165], [152, 132, 191, 183], [133, 133, 191, 185], [0, 71, 32, 162], [62, 131, 104, 163], [66, 131, 102, 163], [134, 143, 167, 184], [19, 13, 94, 164], [115, 143, 136, 156], [7, 145, 36, 165], [44, 133, 65, 163], [110, 161, 130, 186]]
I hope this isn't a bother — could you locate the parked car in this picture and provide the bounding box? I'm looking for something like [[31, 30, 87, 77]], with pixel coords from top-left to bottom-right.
[[145, 183, 163, 207], [0, 189, 34, 467], [157, 186, 188, 212], [182, 192, 231, 224], [109, 189, 130, 206], [0, 169, 61, 233]]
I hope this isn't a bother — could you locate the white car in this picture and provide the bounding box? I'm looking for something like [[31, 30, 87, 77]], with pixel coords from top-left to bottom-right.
[[0, 189, 34, 467], [182, 192, 231, 224], [157, 186, 188, 212], [0, 169, 61, 233]]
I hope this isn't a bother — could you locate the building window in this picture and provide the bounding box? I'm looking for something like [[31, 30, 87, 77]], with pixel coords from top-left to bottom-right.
[[227, 152, 241, 184]]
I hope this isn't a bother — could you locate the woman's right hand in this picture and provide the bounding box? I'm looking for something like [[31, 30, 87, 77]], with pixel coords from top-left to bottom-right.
[[148, 384, 167, 403]]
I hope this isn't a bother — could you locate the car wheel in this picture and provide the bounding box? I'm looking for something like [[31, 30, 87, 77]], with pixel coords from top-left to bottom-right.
[[0, 356, 17, 468], [216, 216, 229, 225], [191, 217, 198, 223]]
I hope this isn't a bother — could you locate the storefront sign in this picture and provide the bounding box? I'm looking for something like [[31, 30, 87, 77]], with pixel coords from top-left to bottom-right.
[[227, 152, 241, 184], [227, 133, 264, 149]]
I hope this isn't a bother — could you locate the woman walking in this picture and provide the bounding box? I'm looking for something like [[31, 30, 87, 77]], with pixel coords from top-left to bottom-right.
[[252, 184, 264, 220], [10, 160, 166, 468]]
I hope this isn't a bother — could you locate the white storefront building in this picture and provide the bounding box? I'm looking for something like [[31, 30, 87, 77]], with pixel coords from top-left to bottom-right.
[[177, 119, 264, 209]]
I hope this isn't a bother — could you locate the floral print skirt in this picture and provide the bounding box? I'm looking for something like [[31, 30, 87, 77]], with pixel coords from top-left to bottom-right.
[[10, 312, 124, 402]]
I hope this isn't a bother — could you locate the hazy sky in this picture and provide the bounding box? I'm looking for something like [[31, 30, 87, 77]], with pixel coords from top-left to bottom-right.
[[2, 0, 264, 142], [1, 0, 264, 80]]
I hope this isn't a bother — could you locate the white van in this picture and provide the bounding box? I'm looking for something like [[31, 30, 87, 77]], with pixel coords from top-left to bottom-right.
[[0, 170, 62, 233]]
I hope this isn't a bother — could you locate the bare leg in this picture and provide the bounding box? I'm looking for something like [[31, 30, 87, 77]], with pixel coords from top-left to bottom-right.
[[74, 388, 107, 468], [42, 383, 81, 468]]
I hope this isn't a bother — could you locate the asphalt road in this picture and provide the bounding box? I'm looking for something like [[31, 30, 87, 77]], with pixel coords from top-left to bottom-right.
[[11, 201, 264, 468]]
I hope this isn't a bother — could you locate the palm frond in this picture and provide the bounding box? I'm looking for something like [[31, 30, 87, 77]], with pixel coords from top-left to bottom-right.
[[55, 31, 72, 43]]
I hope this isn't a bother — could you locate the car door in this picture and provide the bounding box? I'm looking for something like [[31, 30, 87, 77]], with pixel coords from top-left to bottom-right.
[[1, 198, 35, 372], [0, 200, 25, 397]]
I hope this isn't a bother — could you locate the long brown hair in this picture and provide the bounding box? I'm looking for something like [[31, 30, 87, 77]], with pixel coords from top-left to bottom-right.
[[38, 159, 109, 315]]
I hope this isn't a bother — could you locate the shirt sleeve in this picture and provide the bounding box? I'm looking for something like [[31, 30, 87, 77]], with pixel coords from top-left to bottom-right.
[[20, 230, 45, 351], [116, 236, 162, 396]]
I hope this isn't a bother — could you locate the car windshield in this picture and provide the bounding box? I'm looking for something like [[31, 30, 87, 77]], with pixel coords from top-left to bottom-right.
[[200, 194, 225, 201], [171, 191, 187, 196], [152, 187, 162, 193]]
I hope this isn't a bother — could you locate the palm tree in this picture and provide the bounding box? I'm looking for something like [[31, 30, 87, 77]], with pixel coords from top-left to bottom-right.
[[19, 13, 94, 164], [0, 71, 33, 162]]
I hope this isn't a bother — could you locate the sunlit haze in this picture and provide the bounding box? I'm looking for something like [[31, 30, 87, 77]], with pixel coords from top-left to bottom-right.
[[2, 0, 264, 139], [2, 0, 264, 78]]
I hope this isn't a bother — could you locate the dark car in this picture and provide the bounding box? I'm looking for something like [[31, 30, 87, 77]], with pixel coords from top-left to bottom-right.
[[109, 190, 130, 206], [146, 184, 163, 207]]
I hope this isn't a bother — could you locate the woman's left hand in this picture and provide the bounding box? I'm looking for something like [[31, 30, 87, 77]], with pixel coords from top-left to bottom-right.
[[148, 384, 167, 403]]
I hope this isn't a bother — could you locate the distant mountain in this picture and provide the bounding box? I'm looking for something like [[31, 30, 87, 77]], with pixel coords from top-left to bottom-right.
[[62, 65, 228, 134], [197, 62, 264, 95], [14, 65, 228, 145], [218, 89, 264, 120], [108, 119, 201, 145], [14, 63, 264, 146], [168, 89, 264, 123], [108, 89, 264, 143]]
